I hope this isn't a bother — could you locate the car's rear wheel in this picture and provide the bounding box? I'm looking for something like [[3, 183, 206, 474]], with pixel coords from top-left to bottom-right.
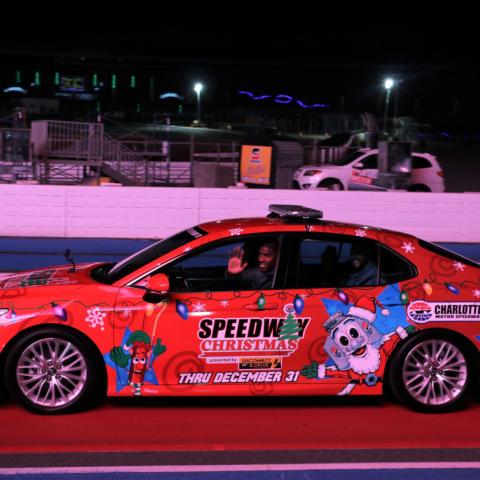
[[5, 327, 104, 414], [388, 331, 471, 412], [318, 179, 344, 190], [408, 184, 431, 192]]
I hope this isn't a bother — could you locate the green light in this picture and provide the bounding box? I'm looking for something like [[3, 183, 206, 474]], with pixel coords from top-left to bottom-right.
[[92, 73, 98, 87], [54, 72, 60, 85], [15, 71, 21, 83], [34, 71, 40, 86], [257, 294, 266, 310], [136, 103, 141, 113], [130, 75, 136, 88], [111, 74, 117, 89]]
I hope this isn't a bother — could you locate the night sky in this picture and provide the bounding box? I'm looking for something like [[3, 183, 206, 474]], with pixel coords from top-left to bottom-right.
[[2, 6, 476, 66], [1, 5, 478, 125]]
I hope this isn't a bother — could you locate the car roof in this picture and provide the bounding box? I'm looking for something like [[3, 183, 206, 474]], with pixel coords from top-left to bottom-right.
[[198, 216, 414, 240]]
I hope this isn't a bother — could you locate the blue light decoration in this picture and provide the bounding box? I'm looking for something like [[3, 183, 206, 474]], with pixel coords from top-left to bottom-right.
[[3, 86, 28, 94], [336, 289, 349, 305], [51, 302, 67, 321], [445, 282, 460, 295], [160, 92, 184, 100], [293, 294, 304, 314], [257, 294, 266, 310], [239, 90, 329, 109], [176, 300, 189, 320]]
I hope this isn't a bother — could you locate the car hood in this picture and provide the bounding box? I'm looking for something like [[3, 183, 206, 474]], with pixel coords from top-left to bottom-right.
[[0, 263, 101, 290]]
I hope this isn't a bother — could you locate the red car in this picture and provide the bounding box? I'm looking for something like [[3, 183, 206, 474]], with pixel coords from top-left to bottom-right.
[[0, 204, 479, 413]]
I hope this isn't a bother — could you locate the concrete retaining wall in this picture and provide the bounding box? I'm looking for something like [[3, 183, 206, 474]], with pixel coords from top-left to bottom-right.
[[0, 184, 479, 242]]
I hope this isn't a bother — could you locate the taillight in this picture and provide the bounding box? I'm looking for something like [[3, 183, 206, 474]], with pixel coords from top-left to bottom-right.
[[436, 171, 444, 177]]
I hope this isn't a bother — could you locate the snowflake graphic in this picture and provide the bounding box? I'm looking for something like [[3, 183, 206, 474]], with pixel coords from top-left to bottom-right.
[[473, 289, 480, 299], [355, 229, 367, 237], [192, 302, 206, 312], [85, 306, 106, 330], [120, 309, 133, 320], [228, 228, 244, 236], [220, 300, 229, 307], [453, 261, 466, 272], [401, 242, 415, 254]]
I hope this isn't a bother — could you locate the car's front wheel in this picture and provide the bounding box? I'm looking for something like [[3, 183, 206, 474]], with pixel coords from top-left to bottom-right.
[[388, 331, 472, 412], [4, 327, 104, 414], [318, 179, 344, 190]]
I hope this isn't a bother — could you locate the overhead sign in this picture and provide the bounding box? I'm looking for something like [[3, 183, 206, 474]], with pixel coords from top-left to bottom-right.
[[240, 145, 273, 185], [60, 76, 86, 93]]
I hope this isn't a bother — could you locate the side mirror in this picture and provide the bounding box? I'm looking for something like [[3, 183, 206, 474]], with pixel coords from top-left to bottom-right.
[[146, 273, 170, 294], [353, 161, 364, 170]]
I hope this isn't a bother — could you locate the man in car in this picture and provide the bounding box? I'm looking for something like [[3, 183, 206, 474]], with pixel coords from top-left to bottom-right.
[[227, 242, 278, 289], [342, 244, 378, 286]]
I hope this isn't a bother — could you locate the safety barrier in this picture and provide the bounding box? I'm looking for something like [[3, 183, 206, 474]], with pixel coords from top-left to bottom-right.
[[0, 184, 479, 242]]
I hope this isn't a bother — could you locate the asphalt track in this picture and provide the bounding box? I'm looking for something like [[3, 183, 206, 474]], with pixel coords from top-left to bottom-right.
[[1, 395, 480, 478]]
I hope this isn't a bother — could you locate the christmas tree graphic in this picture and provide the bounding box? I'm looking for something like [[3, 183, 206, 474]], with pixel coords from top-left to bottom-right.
[[279, 310, 300, 340]]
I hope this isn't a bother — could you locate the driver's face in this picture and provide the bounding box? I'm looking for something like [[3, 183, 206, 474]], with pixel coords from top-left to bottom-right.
[[258, 245, 277, 272], [350, 253, 366, 270]]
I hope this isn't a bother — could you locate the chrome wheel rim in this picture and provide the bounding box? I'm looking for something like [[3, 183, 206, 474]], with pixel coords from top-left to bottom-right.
[[402, 339, 468, 406], [16, 338, 87, 408]]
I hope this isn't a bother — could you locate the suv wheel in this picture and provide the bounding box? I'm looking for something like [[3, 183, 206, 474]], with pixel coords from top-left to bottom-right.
[[318, 179, 344, 190], [408, 184, 431, 192]]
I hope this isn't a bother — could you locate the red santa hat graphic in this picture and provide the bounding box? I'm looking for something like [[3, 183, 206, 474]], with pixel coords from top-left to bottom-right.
[[348, 295, 390, 322]]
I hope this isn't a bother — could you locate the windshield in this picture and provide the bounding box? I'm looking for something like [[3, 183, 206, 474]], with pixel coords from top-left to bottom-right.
[[104, 227, 205, 283], [332, 149, 369, 166]]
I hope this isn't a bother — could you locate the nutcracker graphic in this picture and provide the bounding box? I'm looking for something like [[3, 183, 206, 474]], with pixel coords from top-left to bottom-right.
[[110, 302, 168, 396], [301, 296, 413, 394]]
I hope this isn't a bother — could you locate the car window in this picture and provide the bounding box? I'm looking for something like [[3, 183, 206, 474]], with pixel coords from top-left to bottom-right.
[[378, 245, 417, 283], [142, 234, 282, 292], [355, 154, 378, 170], [412, 155, 432, 169], [290, 235, 380, 288]]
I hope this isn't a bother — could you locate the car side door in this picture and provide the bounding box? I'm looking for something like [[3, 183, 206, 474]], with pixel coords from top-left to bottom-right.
[[111, 233, 290, 396], [283, 232, 396, 395], [350, 153, 379, 188]]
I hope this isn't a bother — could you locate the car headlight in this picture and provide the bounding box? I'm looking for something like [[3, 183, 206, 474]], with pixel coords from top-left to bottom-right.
[[304, 169, 322, 176]]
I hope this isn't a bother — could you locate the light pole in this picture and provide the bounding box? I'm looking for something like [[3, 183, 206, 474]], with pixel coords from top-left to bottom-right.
[[383, 78, 394, 135], [194, 82, 203, 123]]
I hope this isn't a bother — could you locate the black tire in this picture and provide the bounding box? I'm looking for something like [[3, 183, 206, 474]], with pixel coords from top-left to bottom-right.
[[4, 327, 104, 414], [408, 184, 431, 192], [387, 331, 472, 413], [318, 179, 344, 190]]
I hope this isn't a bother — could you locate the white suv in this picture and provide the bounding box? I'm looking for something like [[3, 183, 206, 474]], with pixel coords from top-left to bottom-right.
[[293, 148, 445, 192]]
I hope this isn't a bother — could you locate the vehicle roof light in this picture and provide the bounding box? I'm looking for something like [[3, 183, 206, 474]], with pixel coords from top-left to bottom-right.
[[268, 204, 323, 219]]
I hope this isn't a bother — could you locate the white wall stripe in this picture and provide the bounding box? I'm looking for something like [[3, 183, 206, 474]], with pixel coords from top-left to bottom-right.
[[1, 462, 480, 475], [1, 185, 480, 242]]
